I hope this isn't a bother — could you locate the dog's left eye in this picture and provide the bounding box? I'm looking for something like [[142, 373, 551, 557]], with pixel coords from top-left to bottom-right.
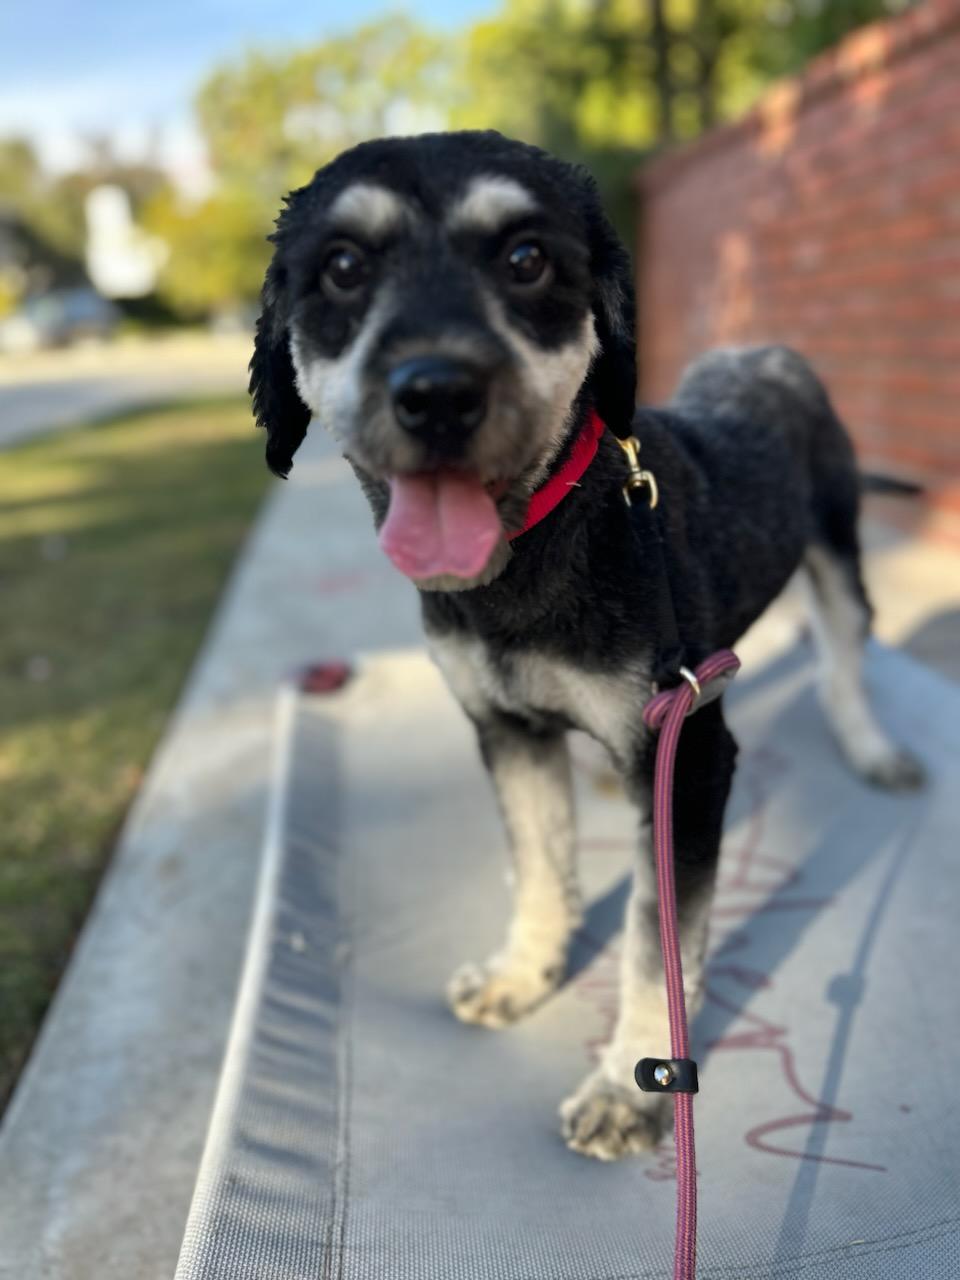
[[322, 245, 368, 295], [506, 241, 548, 286]]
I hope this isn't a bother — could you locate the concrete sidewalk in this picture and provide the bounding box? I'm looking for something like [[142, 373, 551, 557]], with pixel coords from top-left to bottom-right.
[[0, 421, 957, 1280], [0, 428, 420, 1280]]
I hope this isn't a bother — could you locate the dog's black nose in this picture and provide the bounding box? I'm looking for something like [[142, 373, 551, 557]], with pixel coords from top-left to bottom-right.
[[389, 357, 487, 443]]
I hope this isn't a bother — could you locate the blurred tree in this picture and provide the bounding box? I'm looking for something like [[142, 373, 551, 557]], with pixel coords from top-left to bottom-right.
[[0, 139, 41, 204], [0, 139, 85, 267], [141, 185, 268, 319], [144, 14, 453, 316], [458, 0, 915, 154], [196, 15, 450, 210], [745, 0, 916, 80], [0, 140, 88, 304]]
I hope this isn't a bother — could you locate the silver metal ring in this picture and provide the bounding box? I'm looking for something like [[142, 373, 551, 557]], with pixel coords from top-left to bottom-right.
[[678, 665, 702, 711]]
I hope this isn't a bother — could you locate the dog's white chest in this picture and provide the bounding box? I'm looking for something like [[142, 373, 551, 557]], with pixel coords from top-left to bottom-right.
[[427, 632, 645, 761]]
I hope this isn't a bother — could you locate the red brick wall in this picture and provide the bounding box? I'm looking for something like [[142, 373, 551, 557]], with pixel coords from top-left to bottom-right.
[[635, 0, 960, 507]]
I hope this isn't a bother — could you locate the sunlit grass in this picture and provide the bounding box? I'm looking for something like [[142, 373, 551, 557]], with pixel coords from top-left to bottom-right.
[[0, 397, 272, 1107]]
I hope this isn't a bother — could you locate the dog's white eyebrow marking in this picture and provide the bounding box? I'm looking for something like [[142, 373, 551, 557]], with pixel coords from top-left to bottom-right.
[[447, 176, 539, 232], [328, 183, 411, 239]]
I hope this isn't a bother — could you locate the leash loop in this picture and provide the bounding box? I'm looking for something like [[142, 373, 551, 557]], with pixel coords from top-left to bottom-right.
[[641, 649, 740, 1280]]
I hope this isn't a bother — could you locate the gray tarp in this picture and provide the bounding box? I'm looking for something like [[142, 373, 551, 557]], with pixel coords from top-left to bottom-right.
[[174, 643, 959, 1279]]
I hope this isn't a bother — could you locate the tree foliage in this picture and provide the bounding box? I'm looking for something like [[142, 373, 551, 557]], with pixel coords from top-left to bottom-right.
[[746, 0, 914, 80], [454, 0, 915, 154], [0, 139, 87, 279], [140, 186, 268, 317], [196, 15, 452, 212]]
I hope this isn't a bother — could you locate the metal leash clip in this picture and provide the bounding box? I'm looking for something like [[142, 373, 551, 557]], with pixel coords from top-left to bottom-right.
[[615, 435, 659, 509]]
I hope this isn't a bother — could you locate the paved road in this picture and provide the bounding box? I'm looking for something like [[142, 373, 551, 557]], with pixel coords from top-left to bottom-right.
[[0, 335, 251, 449]]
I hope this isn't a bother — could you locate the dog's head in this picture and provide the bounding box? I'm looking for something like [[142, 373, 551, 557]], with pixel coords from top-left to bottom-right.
[[250, 130, 635, 590]]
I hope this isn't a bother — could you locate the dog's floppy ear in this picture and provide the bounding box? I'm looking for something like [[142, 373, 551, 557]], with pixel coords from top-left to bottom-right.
[[249, 241, 312, 479], [580, 184, 637, 435]]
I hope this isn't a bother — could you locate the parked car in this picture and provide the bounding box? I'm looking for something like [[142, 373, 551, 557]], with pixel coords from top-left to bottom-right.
[[0, 288, 120, 354]]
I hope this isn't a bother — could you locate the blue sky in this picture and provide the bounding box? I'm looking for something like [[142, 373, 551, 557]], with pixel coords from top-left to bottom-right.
[[0, 0, 496, 181]]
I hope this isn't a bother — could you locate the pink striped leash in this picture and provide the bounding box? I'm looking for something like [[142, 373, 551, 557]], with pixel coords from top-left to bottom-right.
[[640, 649, 741, 1280]]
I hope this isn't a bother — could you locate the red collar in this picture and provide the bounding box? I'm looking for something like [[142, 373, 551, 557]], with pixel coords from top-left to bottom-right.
[[507, 408, 606, 541]]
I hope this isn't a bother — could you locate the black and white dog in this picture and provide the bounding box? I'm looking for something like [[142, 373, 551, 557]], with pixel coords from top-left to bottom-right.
[[250, 131, 923, 1161]]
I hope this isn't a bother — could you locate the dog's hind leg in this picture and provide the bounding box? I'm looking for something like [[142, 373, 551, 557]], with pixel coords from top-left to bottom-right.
[[447, 716, 581, 1028], [561, 700, 736, 1160], [802, 537, 924, 790]]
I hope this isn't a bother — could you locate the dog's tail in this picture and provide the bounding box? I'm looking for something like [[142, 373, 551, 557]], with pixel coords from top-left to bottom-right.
[[859, 471, 924, 497]]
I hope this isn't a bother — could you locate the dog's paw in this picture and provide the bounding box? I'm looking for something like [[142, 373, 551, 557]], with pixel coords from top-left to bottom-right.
[[447, 958, 560, 1028], [559, 1071, 672, 1161], [858, 745, 926, 792]]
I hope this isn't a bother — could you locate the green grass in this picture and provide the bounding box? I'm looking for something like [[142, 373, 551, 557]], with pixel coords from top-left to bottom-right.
[[0, 397, 272, 1107]]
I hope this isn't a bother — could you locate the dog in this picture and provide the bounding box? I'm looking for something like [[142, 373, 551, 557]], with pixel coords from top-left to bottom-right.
[[249, 130, 924, 1161]]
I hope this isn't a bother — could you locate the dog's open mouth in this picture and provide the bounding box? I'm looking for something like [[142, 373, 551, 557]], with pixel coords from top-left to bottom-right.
[[379, 471, 506, 581]]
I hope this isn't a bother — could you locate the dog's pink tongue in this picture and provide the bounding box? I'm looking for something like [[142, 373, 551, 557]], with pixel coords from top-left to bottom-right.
[[379, 471, 502, 581]]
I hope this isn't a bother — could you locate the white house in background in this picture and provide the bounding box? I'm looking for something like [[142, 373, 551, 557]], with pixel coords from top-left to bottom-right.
[[84, 185, 167, 299]]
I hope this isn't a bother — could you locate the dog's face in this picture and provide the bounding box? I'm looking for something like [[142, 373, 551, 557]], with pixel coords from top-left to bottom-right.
[[250, 131, 635, 590]]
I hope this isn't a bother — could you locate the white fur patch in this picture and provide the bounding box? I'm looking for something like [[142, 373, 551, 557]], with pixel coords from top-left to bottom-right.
[[447, 729, 580, 1027], [427, 631, 647, 765], [484, 300, 599, 484], [492, 733, 579, 944], [803, 546, 913, 782], [328, 183, 412, 239], [446, 175, 538, 232], [289, 299, 389, 448], [496, 307, 598, 407]]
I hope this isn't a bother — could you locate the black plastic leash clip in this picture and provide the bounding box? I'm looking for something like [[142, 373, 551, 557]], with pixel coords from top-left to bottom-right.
[[635, 1057, 699, 1095]]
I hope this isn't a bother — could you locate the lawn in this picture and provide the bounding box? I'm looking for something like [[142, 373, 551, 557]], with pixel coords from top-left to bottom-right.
[[0, 397, 272, 1107]]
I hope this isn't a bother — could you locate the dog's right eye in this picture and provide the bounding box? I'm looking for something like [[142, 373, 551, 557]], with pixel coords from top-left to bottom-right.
[[322, 245, 368, 296], [505, 240, 548, 287]]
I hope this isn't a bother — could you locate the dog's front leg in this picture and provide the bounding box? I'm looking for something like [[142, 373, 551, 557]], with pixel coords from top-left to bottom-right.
[[561, 700, 737, 1160], [448, 715, 581, 1028]]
